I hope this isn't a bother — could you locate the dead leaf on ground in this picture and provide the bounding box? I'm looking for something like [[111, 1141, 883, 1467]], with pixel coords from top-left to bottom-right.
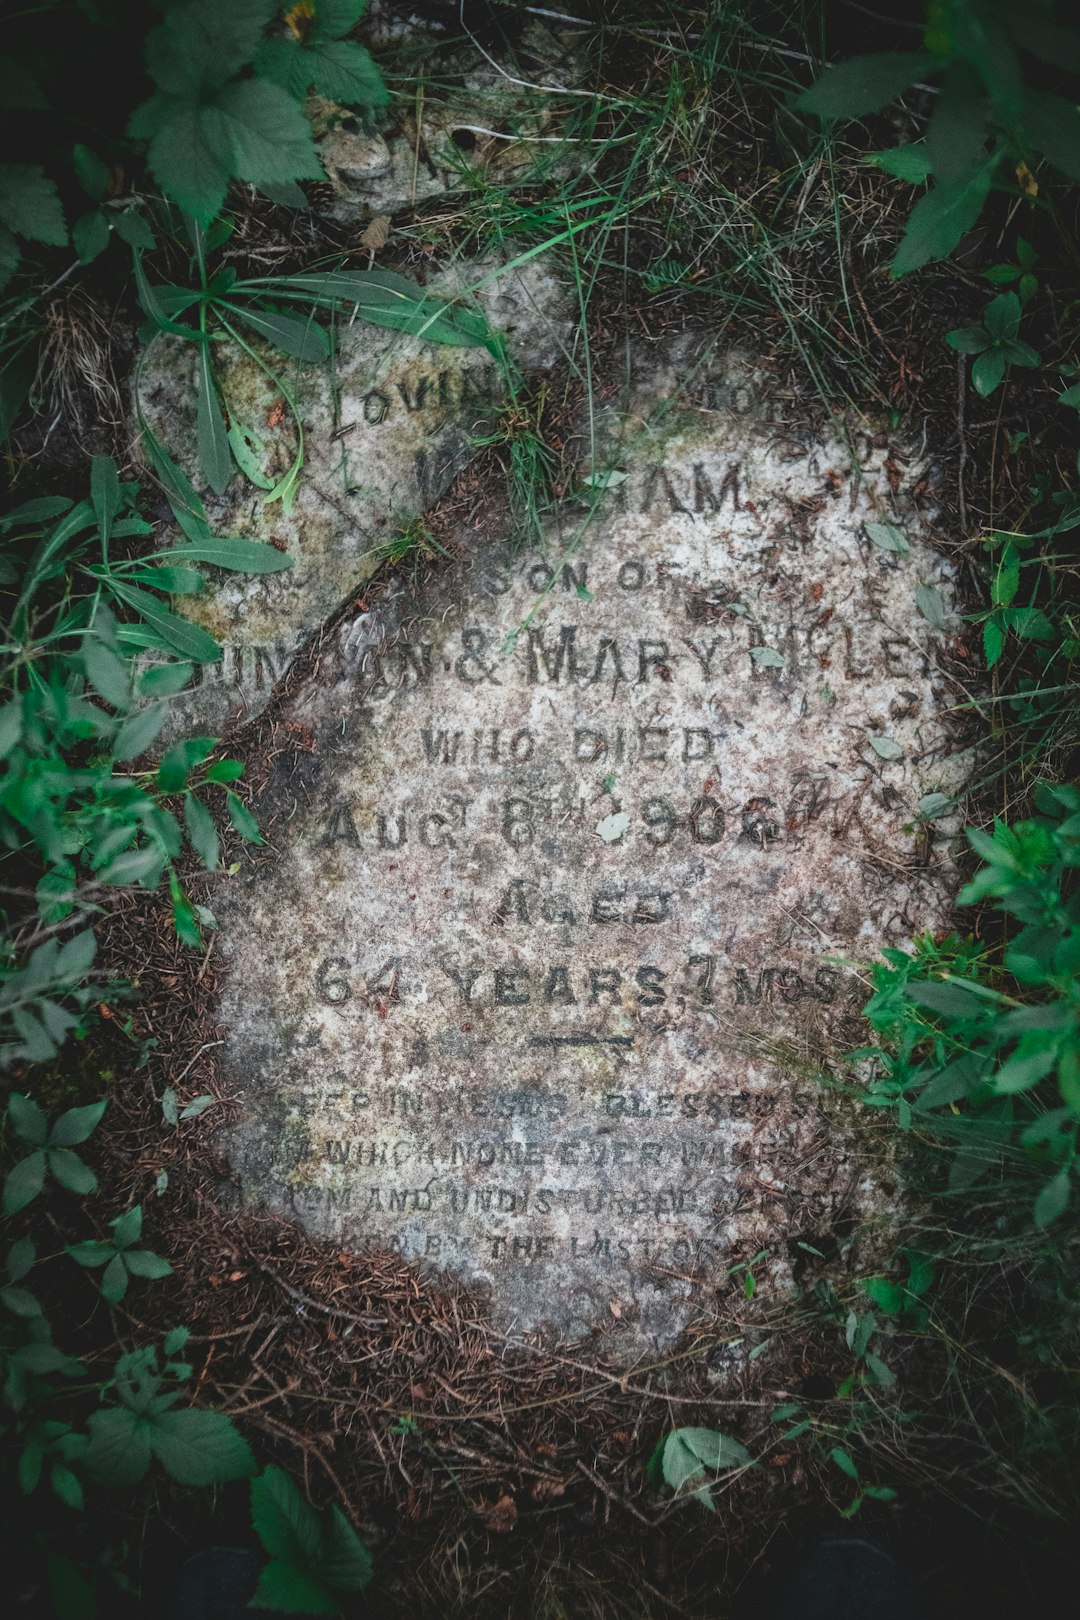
[[361, 214, 392, 251]]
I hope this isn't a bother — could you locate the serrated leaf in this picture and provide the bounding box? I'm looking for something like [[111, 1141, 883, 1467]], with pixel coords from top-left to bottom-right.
[[252, 1466, 323, 1565], [0, 163, 67, 245], [84, 1407, 153, 1488], [148, 1407, 255, 1486], [146, 105, 230, 228], [319, 1504, 375, 1592], [251, 1561, 338, 1615], [209, 78, 324, 192]]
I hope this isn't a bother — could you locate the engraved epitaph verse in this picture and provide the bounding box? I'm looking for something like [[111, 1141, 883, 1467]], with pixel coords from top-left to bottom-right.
[[220, 371, 967, 1349]]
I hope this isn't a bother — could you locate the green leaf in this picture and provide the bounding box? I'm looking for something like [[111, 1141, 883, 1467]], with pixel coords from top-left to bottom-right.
[[0, 163, 67, 245], [945, 324, 989, 355], [982, 292, 1020, 340], [172, 886, 204, 948], [184, 794, 220, 870], [830, 1445, 859, 1480], [2, 1153, 46, 1218], [7, 1236, 36, 1282], [251, 1561, 338, 1615], [209, 78, 324, 191], [83, 636, 130, 707], [113, 702, 169, 762], [72, 210, 110, 264], [123, 1250, 173, 1280], [2, 1284, 42, 1317], [196, 343, 233, 496], [916, 582, 946, 628], [246, 269, 498, 352], [749, 645, 785, 669], [8, 1092, 48, 1146], [1034, 1168, 1070, 1228], [91, 455, 121, 548], [864, 521, 909, 554], [867, 143, 932, 183], [158, 736, 219, 793], [926, 63, 989, 183], [206, 759, 244, 783], [251, 1466, 323, 1565], [111, 1204, 143, 1248], [861, 1276, 904, 1314], [164, 1326, 191, 1355], [971, 349, 1007, 396], [869, 736, 903, 760], [154, 537, 293, 573], [146, 104, 231, 227], [148, 1407, 255, 1486], [1022, 90, 1080, 183], [51, 1463, 85, 1511], [67, 1240, 114, 1267], [983, 617, 1005, 667], [84, 1407, 153, 1488], [796, 53, 933, 119], [223, 302, 331, 362], [318, 1504, 374, 1592], [907, 980, 986, 1018], [113, 208, 156, 251], [890, 161, 995, 277], [48, 1150, 98, 1196], [226, 791, 263, 843], [992, 1044, 1057, 1094], [109, 581, 221, 663], [100, 1253, 129, 1303], [140, 663, 194, 698]]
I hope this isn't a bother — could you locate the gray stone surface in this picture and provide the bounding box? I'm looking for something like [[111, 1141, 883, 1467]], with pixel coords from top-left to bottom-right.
[[216, 348, 971, 1353]]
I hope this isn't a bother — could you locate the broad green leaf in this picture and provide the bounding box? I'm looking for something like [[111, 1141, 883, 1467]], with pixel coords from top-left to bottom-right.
[[915, 582, 946, 628], [84, 1407, 153, 1488], [251, 1561, 338, 1616], [49, 1101, 106, 1148], [1023, 90, 1080, 183], [971, 350, 1006, 395], [890, 160, 995, 277], [148, 1408, 255, 1486], [1034, 1169, 1070, 1228], [226, 419, 274, 488], [992, 1045, 1057, 1094], [48, 1149, 98, 1196], [97, 847, 165, 886], [3, 1151, 47, 1216], [72, 210, 110, 264], [146, 105, 231, 227], [797, 53, 933, 120], [209, 79, 324, 191], [251, 1465, 323, 1565], [8, 1092, 48, 1145], [1, 1284, 42, 1318], [867, 143, 932, 183], [158, 736, 219, 793], [123, 1250, 173, 1280], [945, 324, 988, 355], [861, 1276, 904, 1314], [184, 793, 220, 870], [7, 1236, 36, 1282], [143, 0, 276, 99], [0, 163, 67, 244], [113, 208, 156, 251], [907, 980, 986, 1018], [196, 343, 232, 496], [205, 758, 244, 783], [926, 64, 989, 183], [864, 520, 909, 554], [100, 1253, 129, 1303], [983, 617, 1004, 667], [140, 663, 194, 698], [67, 1240, 114, 1267], [318, 1505, 375, 1591], [222, 302, 330, 362], [869, 736, 903, 760]]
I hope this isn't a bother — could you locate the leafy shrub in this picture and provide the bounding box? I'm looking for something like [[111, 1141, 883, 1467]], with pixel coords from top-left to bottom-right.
[[798, 0, 1080, 274], [250, 1465, 374, 1615], [859, 782, 1080, 1224]]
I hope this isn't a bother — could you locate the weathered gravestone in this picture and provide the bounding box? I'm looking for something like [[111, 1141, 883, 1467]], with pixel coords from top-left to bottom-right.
[[217, 346, 970, 1352]]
